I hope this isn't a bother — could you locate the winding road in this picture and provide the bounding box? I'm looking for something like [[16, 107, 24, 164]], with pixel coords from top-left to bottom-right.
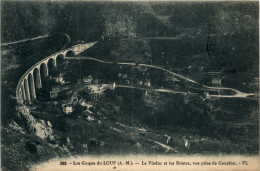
[[1, 33, 70, 48], [116, 85, 197, 95], [65, 56, 254, 98], [2, 34, 51, 46]]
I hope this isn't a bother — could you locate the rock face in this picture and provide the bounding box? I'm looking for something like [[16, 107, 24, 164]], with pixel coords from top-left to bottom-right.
[[17, 104, 54, 140]]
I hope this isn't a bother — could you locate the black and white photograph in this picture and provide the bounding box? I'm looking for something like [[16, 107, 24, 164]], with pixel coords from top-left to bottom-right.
[[1, 1, 259, 170]]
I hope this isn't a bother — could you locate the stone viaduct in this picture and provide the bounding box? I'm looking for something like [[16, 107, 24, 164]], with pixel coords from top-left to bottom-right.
[[16, 42, 97, 104]]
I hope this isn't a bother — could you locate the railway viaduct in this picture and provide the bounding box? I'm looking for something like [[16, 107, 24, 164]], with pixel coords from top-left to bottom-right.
[[16, 42, 97, 104]]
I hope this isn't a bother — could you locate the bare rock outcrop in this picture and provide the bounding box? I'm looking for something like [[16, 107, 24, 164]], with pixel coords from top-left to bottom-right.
[[17, 104, 54, 140]]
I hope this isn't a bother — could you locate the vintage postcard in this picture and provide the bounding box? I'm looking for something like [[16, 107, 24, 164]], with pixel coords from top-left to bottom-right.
[[1, 0, 259, 170]]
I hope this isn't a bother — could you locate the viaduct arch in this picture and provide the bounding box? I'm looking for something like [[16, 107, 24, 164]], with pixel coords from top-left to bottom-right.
[[16, 42, 97, 104]]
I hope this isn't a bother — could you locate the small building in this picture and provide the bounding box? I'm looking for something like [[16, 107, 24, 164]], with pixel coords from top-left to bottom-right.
[[86, 115, 95, 121], [90, 92, 101, 99], [83, 75, 93, 84], [62, 105, 73, 114], [92, 78, 99, 84], [212, 78, 221, 86], [118, 73, 128, 79], [52, 86, 61, 91], [86, 85, 103, 99], [50, 90, 58, 99], [145, 90, 148, 96], [79, 99, 93, 111], [118, 73, 122, 78], [55, 73, 65, 85], [122, 73, 128, 79], [253, 77, 259, 86], [183, 139, 190, 149], [204, 92, 210, 99], [144, 80, 151, 87], [113, 82, 116, 90], [90, 88, 102, 99]]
